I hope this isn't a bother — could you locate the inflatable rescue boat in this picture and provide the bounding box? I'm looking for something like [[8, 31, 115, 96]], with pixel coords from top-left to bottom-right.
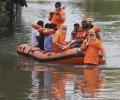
[[17, 44, 105, 65]]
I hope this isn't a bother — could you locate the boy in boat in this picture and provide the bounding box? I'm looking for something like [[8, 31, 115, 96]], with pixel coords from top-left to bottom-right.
[[31, 20, 44, 50], [48, 2, 66, 29], [43, 23, 57, 52]]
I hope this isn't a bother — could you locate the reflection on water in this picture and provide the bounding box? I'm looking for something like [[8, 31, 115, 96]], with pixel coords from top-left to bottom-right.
[[19, 56, 105, 100], [17, 56, 120, 100]]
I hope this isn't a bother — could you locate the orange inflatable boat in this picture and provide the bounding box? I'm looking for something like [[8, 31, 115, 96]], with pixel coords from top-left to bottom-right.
[[17, 44, 105, 65]]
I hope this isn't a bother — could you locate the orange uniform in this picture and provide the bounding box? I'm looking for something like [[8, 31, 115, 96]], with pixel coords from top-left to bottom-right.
[[77, 28, 89, 42], [81, 29, 106, 65], [49, 9, 66, 29], [52, 28, 66, 52], [78, 25, 101, 41], [71, 27, 82, 40], [85, 18, 102, 40]]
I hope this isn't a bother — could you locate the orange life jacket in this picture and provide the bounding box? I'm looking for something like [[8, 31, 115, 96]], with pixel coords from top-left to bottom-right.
[[52, 29, 66, 52], [80, 24, 102, 40], [71, 27, 82, 40], [49, 8, 66, 29], [74, 26, 89, 43]]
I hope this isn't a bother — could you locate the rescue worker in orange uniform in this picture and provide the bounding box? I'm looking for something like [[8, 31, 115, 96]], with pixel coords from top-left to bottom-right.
[[85, 18, 102, 40], [62, 18, 102, 51], [52, 25, 67, 52], [80, 29, 106, 65], [48, 2, 66, 29], [72, 18, 101, 42], [62, 20, 90, 50], [71, 23, 80, 40]]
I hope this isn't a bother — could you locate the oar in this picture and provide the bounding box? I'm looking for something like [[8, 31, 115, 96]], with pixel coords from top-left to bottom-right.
[[61, 40, 77, 51]]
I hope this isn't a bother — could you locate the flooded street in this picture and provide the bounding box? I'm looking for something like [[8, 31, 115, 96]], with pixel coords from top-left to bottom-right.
[[0, 0, 120, 99]]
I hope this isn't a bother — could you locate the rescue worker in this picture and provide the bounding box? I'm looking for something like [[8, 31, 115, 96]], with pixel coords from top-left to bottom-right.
[[71, 23, 80, 40], [80, 29, 106, 65], [52, 25, 67, 52], [62, 20, 89, 50], [48, 2, 66, 29], [85, 18, 102, 40], [69, 23, 84, 48], [62, 18, 101, 50]]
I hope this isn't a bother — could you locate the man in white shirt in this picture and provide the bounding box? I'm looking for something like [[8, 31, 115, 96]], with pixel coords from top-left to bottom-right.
[[32, 20, 44, 50], [32, 29, 40, 46]]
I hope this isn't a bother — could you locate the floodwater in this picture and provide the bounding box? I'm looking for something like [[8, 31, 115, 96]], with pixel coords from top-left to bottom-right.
[[0, 0, 120, 100]]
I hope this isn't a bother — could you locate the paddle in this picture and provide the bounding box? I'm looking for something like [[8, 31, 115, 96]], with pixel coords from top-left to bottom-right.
[[61, 40, 77, 51]]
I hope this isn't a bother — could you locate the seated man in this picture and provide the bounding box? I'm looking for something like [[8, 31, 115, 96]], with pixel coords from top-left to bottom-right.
[[71, 23, 80, 40], [43, 23, 57, 52], [31, 20, 44, 50], [70, 23, 84, 48], [52, 25, 67, 52]]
